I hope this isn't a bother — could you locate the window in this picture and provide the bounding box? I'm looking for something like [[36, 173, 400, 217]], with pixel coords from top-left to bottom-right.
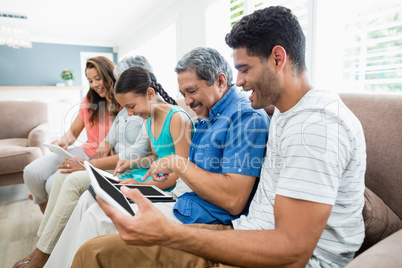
[[206, 0, 234, 79], [343, 0, 402, 92], [227, 0, 402, 93], [228, 0, 312, 79]]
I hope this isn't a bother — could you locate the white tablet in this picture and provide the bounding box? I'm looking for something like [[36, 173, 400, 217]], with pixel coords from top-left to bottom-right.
[[43, 143, 74, 159], [84, 161, 135, 216], [94, 167, 120, 183], [77, 160, 119, 184]]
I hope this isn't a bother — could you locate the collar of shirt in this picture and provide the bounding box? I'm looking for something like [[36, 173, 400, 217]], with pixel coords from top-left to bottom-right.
[[195, 85, 238, 126]]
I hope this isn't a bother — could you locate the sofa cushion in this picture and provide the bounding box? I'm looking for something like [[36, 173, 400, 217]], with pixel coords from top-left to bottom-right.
[[0, 138, 43, 175], [0, 101, 48, 140], [358, 187, 402, 254], [346, 230, 402, 268]]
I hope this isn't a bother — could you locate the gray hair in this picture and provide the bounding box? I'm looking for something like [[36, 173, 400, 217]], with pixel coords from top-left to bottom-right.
[[175, 47, 233, 87], [114, 55, 153, 78]]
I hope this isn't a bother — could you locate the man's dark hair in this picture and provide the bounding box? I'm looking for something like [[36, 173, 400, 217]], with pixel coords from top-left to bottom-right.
[[225, 6, 307, 75]]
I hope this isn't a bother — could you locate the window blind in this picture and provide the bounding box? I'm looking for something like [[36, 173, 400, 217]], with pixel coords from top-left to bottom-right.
[[343, 0, 402, 92]]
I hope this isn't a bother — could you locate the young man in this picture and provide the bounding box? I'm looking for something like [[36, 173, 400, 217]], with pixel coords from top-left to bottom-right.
[[72, 6, 366, 268]]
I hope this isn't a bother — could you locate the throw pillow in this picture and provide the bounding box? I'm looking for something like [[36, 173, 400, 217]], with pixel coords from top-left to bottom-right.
[[357, 187, 402, 255]]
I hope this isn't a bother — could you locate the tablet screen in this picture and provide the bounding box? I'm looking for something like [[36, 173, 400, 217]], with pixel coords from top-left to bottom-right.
[[115, 185, 166, 197], [90, 165, 135, 216]]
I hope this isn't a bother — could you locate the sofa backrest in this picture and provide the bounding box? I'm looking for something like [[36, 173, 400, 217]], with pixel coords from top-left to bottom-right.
[[0, 101, 48, 140], [340, 93, 402, 219]]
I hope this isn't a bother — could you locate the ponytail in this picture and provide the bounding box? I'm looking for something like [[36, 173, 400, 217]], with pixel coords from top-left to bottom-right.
[[150, 78, 177, 105]]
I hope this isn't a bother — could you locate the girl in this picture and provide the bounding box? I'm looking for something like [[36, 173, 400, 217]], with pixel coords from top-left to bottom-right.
[[112, 66, 193, 189]]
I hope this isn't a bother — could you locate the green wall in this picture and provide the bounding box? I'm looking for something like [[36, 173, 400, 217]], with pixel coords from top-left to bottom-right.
[[0, 42, 116, 86]]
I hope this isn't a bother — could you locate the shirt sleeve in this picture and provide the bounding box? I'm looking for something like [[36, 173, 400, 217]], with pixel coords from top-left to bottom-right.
[[221, 110, 270, 177], [105, 112, 119, 148], [119, 122, 151, 160]]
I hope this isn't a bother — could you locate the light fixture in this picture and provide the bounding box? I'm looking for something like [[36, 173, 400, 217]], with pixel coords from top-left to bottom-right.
[[0, 12, 32, 49]]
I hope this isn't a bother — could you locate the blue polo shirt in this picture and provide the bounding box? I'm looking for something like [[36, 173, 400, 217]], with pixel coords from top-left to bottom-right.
[[173, 85, 270, 224]]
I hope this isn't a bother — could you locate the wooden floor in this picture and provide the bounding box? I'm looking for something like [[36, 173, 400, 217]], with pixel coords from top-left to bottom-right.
[[0, 184, 42, 268]]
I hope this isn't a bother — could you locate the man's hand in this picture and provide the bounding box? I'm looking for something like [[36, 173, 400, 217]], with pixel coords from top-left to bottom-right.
[[142, 155, 184, 182], [58, 156, 85, 173], [97, 187, 172, 246]]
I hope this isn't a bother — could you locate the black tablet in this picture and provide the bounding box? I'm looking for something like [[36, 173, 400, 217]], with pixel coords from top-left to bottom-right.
[[114, 184, 175, 203], [84, 161, 135, 216]]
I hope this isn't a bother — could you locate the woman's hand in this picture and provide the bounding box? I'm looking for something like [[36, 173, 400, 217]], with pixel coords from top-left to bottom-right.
[[51, 140, 68, 150], [96, 141, 113, 159], [58, 157, 85, 173], [114, 160, 130, 176]]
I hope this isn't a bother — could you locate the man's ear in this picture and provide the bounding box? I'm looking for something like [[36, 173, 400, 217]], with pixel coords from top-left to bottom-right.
[[216, 73, 227, 91], [271, 45, 286, 71]]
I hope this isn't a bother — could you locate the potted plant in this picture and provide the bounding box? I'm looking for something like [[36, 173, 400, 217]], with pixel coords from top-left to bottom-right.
[[61, 68, 74, 86]]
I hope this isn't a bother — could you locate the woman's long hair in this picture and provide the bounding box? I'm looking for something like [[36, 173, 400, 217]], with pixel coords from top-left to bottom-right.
[[114, 66, 177, 105], [86, 56, 120, 125]]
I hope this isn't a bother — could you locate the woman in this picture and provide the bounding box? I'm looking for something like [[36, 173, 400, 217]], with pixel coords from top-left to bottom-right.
[[23, 56, 120, 213]]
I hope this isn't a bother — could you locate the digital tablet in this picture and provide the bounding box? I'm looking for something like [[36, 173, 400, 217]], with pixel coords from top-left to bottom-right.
[[84, 161, 135, 216], [78, 160, 119, 183], [93, 167, 120, 183], [114, 184, 174, 202], [43, 143, 74, 159]]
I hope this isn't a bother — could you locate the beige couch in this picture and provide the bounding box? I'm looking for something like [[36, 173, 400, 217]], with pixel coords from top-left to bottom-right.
[[338, 93, 402, 267], [0, 101, 49, 186]]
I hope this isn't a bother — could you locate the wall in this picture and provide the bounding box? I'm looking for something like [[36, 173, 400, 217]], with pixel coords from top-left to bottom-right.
[[116, 0, 217, 98], [0, 42, 116, 86], [118, 0, 215, 62], [0, 42, 116, 140]]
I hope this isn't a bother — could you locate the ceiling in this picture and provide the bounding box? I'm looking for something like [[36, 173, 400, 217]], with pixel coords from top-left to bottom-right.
[[1, 0, 175, 47]]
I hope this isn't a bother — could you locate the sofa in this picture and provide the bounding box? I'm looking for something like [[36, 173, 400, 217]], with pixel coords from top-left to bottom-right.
[[260, 93, 402, 266], [333, 93, 402, 267], [0, 100, 49, 186]]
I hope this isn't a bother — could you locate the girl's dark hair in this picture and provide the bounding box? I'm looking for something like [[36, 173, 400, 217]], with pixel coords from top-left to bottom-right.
[[86, 56, 120, 125], [114, 66, 177, 105]]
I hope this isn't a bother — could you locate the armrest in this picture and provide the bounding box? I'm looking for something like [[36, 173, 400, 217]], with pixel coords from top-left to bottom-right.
[[28, 122, 50, 154], [346, 229, 402, 268]]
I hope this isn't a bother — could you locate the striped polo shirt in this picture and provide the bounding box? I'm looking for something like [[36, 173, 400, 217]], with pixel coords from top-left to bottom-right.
[[232, 89, 366, 267]]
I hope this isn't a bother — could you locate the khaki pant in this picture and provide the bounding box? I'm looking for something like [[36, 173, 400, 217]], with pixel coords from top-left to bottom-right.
[[72, 224, 239, 268], [24, 147, 90, 204], [37, 170, 93, 253]]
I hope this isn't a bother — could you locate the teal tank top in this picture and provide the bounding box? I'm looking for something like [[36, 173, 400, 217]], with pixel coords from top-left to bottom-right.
[[119, 105, 194, 191]]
